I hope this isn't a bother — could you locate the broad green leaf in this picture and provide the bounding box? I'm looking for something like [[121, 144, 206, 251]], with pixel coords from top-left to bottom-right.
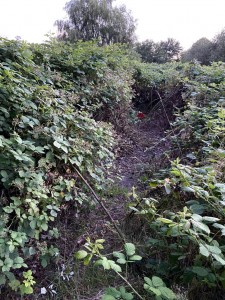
[[105, 287, 121, 297], [152, 276, 164, 287], [212, 254, 225, 265], [158, 286, 176, 299], [192, 266, 209, 277], [192, 214, 202, 222], [41, 223, 48, 231], [0, 170, 8, 178], [144, 277, 153, 286], [149, 287, 161, 296], [191, 220, 210, 234], [199, 245, 210, 257], [119, 286, 133, 300], [202, 216, 220, 222], [206, 245, 221, 255], [20, 285, 33, 295]]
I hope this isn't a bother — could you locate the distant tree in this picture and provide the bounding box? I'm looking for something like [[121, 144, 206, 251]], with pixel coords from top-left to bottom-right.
[[182, 38, 213, 65], [211, 28, 225, 62], [55, 0, 136, 45], [135, 38, 182, 63], [135, 40, 156, 63], [154, 38, 182, 63]]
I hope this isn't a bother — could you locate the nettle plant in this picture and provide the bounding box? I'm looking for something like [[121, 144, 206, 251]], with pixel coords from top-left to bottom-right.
[[0, 38, 115, 293]]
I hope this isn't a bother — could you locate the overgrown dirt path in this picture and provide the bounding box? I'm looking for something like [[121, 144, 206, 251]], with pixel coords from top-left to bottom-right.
[[49, 106, 174, 300], [73, 108, 173, 300]]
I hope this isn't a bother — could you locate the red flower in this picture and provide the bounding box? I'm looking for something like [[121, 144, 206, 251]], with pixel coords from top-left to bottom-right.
[[137, 112, 145, 119]]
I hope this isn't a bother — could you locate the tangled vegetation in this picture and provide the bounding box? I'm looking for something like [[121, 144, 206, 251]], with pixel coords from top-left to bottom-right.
[[1, 37, 225, 300]]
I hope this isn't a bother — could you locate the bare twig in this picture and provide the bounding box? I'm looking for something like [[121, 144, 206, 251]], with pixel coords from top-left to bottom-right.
[[155, 89, 182, 156], [71, 165, 126, 242]]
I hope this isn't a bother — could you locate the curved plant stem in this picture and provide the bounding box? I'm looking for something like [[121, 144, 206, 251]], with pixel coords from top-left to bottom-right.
[[115, 271, 144, 300], [71, 164, 126, 243]]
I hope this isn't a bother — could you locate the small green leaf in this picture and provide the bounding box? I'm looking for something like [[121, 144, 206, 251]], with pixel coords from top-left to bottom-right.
[[84, 254, 92, 265], [125, 243, 135, 256], [75, 250, 88, 260], [102, 257, 111, 270], [0, 274, 6, 285], [96, 239, 105, 243], [108, 261, 122, 272], [144, 277, 153, 286], [117, 258, 127, 264], [113, 252, 126, 259], [53, 141, 61, 148], [14, 257, 24, 264], [129, 255, 142, 261], [164, 183, 171, 194], [157, 218, 173, 224], [41, 223, 48, 231]]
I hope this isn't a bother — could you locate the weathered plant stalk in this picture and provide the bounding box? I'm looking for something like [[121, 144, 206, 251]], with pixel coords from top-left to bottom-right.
[[71, 165, 126, 243]]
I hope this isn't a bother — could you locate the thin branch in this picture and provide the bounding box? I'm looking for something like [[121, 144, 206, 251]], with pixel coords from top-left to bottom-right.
[[71, 164, 126, 243], [155, 89, 182, 156], [116, 271, 144, 300]]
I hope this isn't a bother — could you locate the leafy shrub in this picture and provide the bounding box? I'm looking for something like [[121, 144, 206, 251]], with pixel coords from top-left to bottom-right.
[[131, 61, 225, 295], [0, 37, 132, 294]]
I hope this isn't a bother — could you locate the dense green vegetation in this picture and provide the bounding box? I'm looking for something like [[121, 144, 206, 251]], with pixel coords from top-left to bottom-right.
[[0, 37, 133, 296], [1, 35, 225, 299]]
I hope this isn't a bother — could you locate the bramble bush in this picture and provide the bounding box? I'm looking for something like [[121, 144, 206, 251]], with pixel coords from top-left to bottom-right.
[[2, 36, 225, 299], [129, 61, 225, 298], [0, 37, 135, 294]]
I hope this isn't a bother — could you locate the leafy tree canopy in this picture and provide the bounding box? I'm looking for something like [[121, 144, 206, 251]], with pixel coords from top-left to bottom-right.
[[55, 0, 136, 45], [135, 38, 182, 64], [182, 37, 213, 65], [212, 28, 225, 62], [182, 27, 225, 65]]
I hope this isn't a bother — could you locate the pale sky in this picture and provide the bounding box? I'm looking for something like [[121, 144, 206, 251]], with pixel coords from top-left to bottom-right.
[[0, 0, 225, 49]]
